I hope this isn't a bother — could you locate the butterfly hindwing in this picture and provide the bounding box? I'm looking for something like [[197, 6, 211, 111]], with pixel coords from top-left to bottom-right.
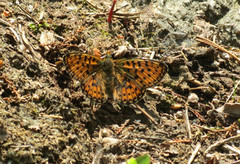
[[81, 72, 108, 103], [114, 75, 143, 103]]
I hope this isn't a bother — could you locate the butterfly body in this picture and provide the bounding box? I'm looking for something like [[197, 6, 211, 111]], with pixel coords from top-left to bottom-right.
[[101, 56, 115, 102], [63, 53, 167, 104]]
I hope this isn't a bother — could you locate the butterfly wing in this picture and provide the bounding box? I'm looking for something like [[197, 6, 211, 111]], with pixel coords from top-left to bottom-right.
[[63, 53, 108, 103], [113, 74, 144, 103], [63, 53, 101, 81], [114, 59, 167, 103], [81, 71, 108, 103]]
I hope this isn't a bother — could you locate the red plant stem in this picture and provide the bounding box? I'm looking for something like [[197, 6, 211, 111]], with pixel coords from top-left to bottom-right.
[[108, 0, 117, 23]]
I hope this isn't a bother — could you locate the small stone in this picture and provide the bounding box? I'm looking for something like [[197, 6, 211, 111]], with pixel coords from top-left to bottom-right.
[[212, 98, 219, 105], [175, 111, 183, 119], [188, 93, 199, 103]]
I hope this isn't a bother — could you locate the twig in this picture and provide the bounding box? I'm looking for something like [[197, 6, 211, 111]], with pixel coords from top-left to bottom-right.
[[188, 78, 203, 86], [116, 119, 129, 135], [128, 47, 160, 51], [0, 18, 13, 27], [180, 50, 188, 62], [20, 25, 42, 60], [193, 123, 236, 132], [114, 11, 142, 17], [187, 142, 201, 164], [185, 102, 192, 139], [149, 51, 155, 60], [132, 104, 158, 125], [39, 0, 45, 20], [204, 135, 240, 154], [208, 85, 218, 94], [113, 15, 140, 20], [16, 3, 39, 25], [224, 144, 240, 155], [0, 18, 21, 44], [85, 0, 105, 11], [9, 27, 21, 43], [189, 86, 218, 94], [231, 160, 240, 164], [189, 109, 206, 123], [226, 80, 240, 103], [112, 4, 129, 13], [196, 36, 240, 64], [12, 145, 33, 148], [168, 138, 191, 143], [189, 86, 209, 90], [92, 147, 105, 164], [188, 80, 218, 94], [39, 113, 63, 119]]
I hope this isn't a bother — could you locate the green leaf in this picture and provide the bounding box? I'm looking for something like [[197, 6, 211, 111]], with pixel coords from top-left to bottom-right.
[[127, 158, 138, 164], [127, 154, 150, 164], [135, 154, 150, 164]]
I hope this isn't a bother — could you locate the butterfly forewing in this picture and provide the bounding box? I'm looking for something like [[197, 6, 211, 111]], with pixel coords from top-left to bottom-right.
[[115, 59, 167, 88], [63, 53, 101, 81]]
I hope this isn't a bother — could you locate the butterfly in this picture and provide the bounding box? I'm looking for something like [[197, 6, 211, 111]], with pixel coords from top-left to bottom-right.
[[63, 53, 167, 104]]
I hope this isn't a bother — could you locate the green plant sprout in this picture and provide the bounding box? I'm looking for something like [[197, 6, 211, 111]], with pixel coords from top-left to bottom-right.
[[29, 22, 50, 31]]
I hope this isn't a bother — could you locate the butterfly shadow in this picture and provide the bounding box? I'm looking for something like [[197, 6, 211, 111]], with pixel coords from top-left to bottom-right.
[[85, 101, 160, 137]]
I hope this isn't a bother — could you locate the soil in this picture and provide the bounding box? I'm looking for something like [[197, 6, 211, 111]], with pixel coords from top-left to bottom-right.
[[1, 0, 240, 163]]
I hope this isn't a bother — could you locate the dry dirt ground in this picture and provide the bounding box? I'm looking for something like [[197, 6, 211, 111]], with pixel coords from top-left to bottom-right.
[[1, 0, 240, 163]]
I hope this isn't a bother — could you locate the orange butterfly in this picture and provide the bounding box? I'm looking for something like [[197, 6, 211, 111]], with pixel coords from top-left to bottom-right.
[[63, 53, 167, 104]]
